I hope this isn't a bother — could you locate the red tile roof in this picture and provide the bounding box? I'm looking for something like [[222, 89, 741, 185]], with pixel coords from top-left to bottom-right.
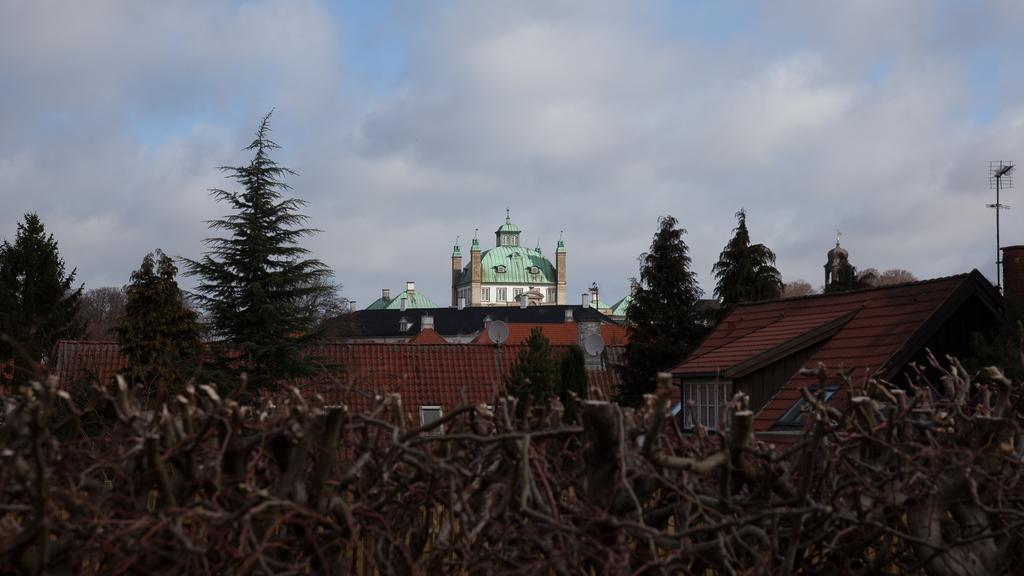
[[673, 271, 999, 432], [53, 341, 626, 419], [323, 342, 624, 407], [470, 322, 629, 346], [54, 340, 128, 388], [408, 328, 448, 344]]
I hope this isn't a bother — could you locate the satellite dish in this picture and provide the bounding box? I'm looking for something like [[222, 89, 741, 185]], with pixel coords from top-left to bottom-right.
[[583, 333, 605, 356], [487, 320, 509, 344]]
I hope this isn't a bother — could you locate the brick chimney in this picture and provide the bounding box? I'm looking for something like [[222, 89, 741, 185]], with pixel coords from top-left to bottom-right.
[[1002, 245, 1024, 307]]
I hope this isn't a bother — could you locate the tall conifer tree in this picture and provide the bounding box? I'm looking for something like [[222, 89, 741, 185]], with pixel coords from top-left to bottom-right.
[[618, 216, 704, 406], [712, 209, 782, 304], [117, 250, 200, 401], [506, 328, 560, 417], [0, 213, 84, 384], [184, 112, 333, 393]]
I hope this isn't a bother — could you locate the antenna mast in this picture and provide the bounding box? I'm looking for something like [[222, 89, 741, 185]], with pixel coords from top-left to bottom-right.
[[988, 161, 1014, 290]]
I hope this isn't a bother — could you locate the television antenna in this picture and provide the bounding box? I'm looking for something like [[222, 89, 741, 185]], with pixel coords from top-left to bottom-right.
[[988, 161, 1014, 290]]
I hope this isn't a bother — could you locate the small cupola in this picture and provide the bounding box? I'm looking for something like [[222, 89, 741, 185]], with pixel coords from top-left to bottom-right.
[[495, 207, 522, 247]]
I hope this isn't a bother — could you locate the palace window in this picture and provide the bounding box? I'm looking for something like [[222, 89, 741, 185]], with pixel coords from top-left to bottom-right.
[[496, 287, 507, 302], [481, 287, 490, 302], [546, 288, 556, 302], [682, 380, 732, 430], [513, 288, 524, 299]]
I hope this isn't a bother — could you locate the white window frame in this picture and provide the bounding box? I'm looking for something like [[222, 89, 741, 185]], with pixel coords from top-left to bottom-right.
[[682, 379, 732, 430], [481, 287, 490, 302], [513, 287, 524, 300], [496, 287, 507, 302], [420, 405, 444, 433], [546, 288, 556, 302]]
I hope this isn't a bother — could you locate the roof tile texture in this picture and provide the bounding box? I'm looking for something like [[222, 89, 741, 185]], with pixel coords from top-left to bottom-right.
[[673, 274, 977, 432], [53, 341, 625, 419]]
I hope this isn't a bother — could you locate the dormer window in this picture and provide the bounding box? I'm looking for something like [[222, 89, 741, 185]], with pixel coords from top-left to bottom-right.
[[495, 265, 507, 274], [528, 266, 540, 275]]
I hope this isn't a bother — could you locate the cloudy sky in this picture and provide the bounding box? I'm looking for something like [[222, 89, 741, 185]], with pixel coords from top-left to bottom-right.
[[3, 0, 1024, 308]]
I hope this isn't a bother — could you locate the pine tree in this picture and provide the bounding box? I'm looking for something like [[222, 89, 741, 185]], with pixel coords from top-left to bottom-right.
[[506, 328, 560, 417], [618, 216, 705, 406], [712, 209, 782, 304], [184, 112, 333, 393], [968, 303, 1024, 382], [0, 213, 84, 384], [558, 344, 587, 422], [116, 250, 201, 401]]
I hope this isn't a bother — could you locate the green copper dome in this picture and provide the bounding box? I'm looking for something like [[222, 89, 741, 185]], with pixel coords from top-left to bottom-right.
[[382, 289, 439, 310], [365, 296, 390, 310], [608, 294, 633, 317], [458, 246, 556, 285]]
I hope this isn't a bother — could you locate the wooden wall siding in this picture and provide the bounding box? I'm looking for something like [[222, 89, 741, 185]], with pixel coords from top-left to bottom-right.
[[894, 295, 997, 386], [736, 342, 823, 414]]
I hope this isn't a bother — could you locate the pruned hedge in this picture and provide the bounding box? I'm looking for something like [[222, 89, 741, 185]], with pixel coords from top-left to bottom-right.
[[1, 356, 1023, 575]]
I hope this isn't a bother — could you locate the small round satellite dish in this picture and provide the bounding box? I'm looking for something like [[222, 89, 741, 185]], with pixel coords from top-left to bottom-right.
[[487, 320, 509, 344], [583, 333, 605, 356]]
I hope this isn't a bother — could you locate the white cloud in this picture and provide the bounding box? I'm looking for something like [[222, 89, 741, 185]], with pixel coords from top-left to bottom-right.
[[2, 0, 1023, 308]]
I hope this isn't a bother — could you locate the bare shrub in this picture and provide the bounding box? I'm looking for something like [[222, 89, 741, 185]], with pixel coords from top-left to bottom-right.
[[1, 358, 1023, 575]]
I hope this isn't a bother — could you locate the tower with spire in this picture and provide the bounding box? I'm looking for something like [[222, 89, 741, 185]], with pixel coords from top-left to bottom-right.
[[824, 231, 849, 288]]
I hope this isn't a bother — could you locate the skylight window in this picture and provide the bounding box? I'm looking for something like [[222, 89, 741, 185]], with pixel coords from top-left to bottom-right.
[[775, 387, 837, 428]]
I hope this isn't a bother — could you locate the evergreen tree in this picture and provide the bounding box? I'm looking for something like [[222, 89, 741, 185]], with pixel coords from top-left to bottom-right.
[[184, 112, 333, 393], [558, 344, 587, 422], [618, 216, 705, 406], [116, 250, 201, 401], [712, 209, 782, 304], [506, 328, 560, 417], [0, 213, 84, 384], [968, 304, 1024, 382]]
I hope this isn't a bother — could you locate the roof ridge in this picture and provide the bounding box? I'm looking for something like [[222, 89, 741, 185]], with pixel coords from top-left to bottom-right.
[[737, 272, 973, 306]]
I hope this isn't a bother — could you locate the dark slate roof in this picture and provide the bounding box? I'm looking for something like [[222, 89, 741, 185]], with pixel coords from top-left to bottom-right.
[[344, 305, 618, 339], [672, 270, 1002, 432]]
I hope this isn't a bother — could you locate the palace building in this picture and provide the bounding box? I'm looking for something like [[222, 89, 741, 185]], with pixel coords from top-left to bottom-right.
[[451, 210, 566, 307]]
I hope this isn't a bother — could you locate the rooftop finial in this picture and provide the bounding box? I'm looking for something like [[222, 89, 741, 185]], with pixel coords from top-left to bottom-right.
[[473, 228, 478, 240], [506, 206, 511, 224], [836, 229, 842, 247]]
